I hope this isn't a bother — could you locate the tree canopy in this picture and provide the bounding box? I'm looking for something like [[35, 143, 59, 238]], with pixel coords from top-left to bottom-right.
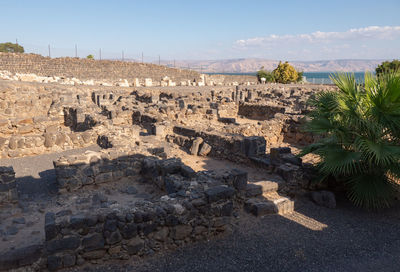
[[376, 60, 400, 77], [0, 42, 24, 53], [273, 61, 299, 83]]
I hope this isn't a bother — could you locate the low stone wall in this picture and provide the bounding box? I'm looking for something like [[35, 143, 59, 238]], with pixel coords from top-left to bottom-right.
[[0, 130, 97, 158], [238, 103, 286, 121], [170, 125, 266, 163], [49, 152, 249, 271], [54, 150, 144, 192], [0, 166, 17, 205]]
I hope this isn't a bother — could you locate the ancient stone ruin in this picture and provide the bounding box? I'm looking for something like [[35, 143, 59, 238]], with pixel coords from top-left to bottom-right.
[[0, 54, 335, 271]]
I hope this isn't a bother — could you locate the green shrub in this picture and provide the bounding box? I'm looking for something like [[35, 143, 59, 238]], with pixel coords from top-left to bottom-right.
[[297, 71, 304, 82], [86, 54, 94, 59], [301, 72, 400, 209], [257, 69, 275, 83], [273, 61, 299, 83], [376, 60, 400, 77], [0, 42, 24, 53]]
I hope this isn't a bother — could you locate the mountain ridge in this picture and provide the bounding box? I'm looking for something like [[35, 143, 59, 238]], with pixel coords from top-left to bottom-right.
[[167, 58, 387, 73]]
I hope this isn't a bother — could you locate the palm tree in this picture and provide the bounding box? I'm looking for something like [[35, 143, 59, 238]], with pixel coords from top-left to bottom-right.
[[300, 72, 400, 209]]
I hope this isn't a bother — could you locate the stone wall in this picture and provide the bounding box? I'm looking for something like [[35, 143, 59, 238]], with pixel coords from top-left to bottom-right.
[[49, 152, 249, 271], [0, 53, 200, 83], [54, 150, 144, 192], [0, 166, 17, 205], [170, 125, 266, 163], [0, 130, 97, 158], [238, 103, 286, 121]]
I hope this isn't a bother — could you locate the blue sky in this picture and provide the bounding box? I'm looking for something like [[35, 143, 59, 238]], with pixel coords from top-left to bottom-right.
[[1, 0, 399, 61]]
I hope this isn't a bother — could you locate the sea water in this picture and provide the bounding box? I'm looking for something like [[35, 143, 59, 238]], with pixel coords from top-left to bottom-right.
[[207, 72, 368, 84]]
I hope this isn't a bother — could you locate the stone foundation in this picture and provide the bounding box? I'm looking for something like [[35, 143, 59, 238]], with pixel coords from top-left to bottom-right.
[[0, 166, 17, 205]]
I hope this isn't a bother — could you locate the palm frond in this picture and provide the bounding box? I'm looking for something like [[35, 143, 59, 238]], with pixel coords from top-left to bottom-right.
[[346, 173, 396, 209]]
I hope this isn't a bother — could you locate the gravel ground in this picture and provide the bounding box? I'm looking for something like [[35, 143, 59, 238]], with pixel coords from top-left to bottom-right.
[[63, 197, 400, 272]]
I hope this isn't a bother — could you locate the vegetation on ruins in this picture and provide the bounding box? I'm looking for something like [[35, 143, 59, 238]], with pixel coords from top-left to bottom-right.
[[376, 60, 400, 77], [296, 71, 304, 82], [273, 61, 299, 83], [257, 67, 275, 83], [301, 72, 400, 209], [0, 42, 24, 53], [86, 54, 94, 59]]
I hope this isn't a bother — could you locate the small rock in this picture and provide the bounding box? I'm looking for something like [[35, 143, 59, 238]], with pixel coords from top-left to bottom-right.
[[125, 186, 138, 195], [6, 226, 18, 236], [12, 217, 26, 225], [310, 190, 336, 208]]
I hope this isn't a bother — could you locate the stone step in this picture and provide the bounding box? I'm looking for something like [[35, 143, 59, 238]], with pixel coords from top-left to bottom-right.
[[244, 193, 294, 216], [245, 180, 281, 197]]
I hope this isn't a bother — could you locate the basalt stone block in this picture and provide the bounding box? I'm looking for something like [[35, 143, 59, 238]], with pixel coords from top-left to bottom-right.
[[140, 222, 157, 235], [45, 212, 57, 241], [270, 147, 292, 164], [164, 176, 182, 194], [82, 233, 105, 252], [244, 199, 277, 216], [180, 165, 196, 178], [127, 237, 144, 255], [173, 126, 197, 137], [160, 158, 182, 175], [46, 236, 80, 253], [120, 223, 138, 239], [63, 254, 76, 267], [55, 167, 78, 179], [221, 201, 234, 216], [243, 136, 266, 157], [47, 255, 63, 271], [104, 219, 117, 232], [105, 230, 122, 245], [165, 214, 179, 226], [245, 183, 263, 197], [95, 172, 113, 184], [280, 153, 302, 166], [205, 185, 235, 203], [218, 117, 236, 124], [82, 249, 106, 260], [0, 244, 43, 270], [276, 163, 301, 184], [172, 225, 192, 240], [229, 169, 248, 190]]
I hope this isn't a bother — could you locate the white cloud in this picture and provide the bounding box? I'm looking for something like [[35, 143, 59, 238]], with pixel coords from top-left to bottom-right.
[[234, 26, 400, 48]]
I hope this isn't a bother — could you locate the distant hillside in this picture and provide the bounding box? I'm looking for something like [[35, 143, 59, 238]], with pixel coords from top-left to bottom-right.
[[171, 59, 386, 73]]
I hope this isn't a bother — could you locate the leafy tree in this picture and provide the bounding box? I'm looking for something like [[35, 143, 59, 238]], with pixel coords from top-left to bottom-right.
[[0, 42, 24, 53], [86, 54, 94, 59], [297, 71, 304, 82], [300, 72, 400, 209], [273, 61, 299, 83], [257, 69, 275, 83], [376, 60, 400, 77]]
